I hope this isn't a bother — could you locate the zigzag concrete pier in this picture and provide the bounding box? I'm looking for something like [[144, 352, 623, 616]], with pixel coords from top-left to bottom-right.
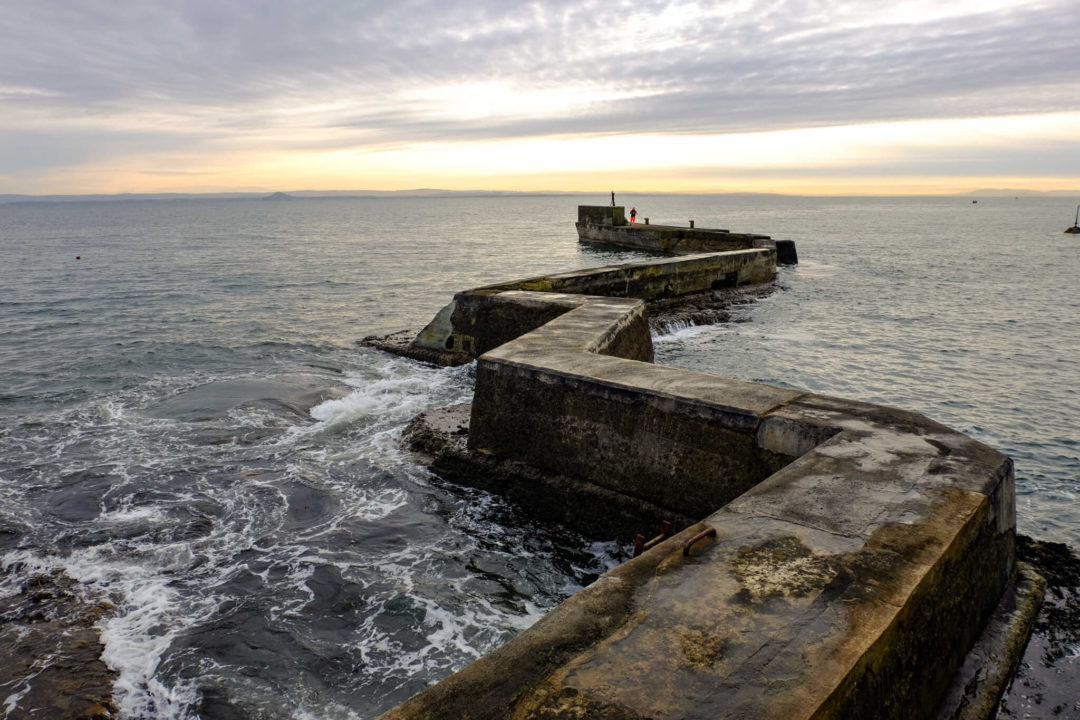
[[374, 242, 1040, 720]]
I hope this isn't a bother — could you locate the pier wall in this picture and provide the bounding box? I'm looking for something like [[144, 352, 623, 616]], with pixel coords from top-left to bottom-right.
[[577, 204, 626, 227], [575, 204, 782, 256], [468, 293, 806, 519], [380, 254, 1019, 719], [413, 248, 775, 364], [577, 222, 772, 254]]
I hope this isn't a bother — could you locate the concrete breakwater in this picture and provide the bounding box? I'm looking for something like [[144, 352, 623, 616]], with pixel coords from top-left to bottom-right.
[[576, 204, 799, 264], [375, 245, 1039, 719], [366, 247, 778, 367]]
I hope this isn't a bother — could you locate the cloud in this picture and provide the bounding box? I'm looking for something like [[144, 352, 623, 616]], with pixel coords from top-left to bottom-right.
[[0, 0, 1078, 186]]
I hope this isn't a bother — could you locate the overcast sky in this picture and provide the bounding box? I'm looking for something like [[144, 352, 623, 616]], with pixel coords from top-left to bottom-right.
[[2, 0, 1078, 195]]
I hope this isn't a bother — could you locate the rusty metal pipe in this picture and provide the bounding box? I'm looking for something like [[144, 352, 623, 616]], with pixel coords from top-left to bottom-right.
[[682, 528, 717, 557], [642, 520, 673, 552], [633, 521, 674, 557]]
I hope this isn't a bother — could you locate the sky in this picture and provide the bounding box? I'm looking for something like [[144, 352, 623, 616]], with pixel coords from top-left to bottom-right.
[[1, 0, 1078, 196]]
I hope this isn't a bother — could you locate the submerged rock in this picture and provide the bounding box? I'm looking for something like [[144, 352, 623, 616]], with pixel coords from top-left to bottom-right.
[[145, 375, 349, 424]]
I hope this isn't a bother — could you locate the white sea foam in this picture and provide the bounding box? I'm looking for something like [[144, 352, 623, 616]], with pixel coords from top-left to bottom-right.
[[346, 486, 409, 523], [96, 580, 206, 717], [309, 357, 472, 431], [97, 505, 166, 524], [95, 399, 125, 422], [2, 544, 217, 720], [3, 670, 41, 718], [293, 703, 364, 720], [652, 319, 710, 342], [1, 338, 604, 719]]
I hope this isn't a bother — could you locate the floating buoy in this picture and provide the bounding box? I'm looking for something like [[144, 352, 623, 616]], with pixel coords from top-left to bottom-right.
[[76, 255, 81, 259]]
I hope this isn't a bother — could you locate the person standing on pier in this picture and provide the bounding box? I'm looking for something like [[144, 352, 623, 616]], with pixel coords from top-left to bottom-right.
[[630, 207, 637, 224]]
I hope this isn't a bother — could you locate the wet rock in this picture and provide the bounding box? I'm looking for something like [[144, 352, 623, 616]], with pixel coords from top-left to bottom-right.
[[999, 536, 1080, 718], [360, 329, 467, 367], [0, 524, 23, 551], [0, 569, 117, 719], [48, 469, 115, 522], [196, 686, 252, 720], [145, 375, 350, 423]]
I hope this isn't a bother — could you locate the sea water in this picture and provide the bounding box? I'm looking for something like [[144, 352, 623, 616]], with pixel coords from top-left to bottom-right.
[[1, 194, 1077, 718]]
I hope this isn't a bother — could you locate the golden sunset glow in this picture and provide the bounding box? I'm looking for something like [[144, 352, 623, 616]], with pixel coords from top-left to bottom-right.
[[2, 1, 1078, 197], [18, 111, 1077, 197]]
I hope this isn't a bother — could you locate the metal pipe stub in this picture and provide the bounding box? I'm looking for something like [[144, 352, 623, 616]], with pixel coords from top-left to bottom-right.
[[633, 521, 674, 557], [682, 528, 718, 557]]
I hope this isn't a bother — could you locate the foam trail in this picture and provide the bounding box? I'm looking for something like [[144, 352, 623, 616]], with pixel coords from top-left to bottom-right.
[[4, 546, 212, 720], [309, 358, 473, 432], [652, 319, 710, 343]]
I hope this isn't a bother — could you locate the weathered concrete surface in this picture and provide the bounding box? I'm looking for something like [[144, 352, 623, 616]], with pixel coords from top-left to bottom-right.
[[576, 205, 795, 261], [935, 562, 1045, 720], [775, 238, 799, 265], [578, 204, 626, 227], [404, 403, 700, 540], [578, 220, 772, 255], [397, 249, 777, 366], [379, 283, 1019, 720], [470, 294, 803, 518], [362, 281, 780, 366]]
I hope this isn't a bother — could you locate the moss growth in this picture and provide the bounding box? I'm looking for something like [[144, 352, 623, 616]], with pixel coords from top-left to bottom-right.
[[728, 536, 837, 601]]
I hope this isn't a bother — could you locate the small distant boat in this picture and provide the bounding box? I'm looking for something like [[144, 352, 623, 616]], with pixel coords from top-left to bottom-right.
[[972, 200, 978, 204], [1066, 205, 1080, 234]]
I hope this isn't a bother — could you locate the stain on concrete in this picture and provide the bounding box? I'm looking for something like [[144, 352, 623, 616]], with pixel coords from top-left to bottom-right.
[[679, 628, 729, 668], [729, 536, 837, 602]]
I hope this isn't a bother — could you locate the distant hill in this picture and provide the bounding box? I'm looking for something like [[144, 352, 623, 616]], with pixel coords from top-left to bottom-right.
[[3, 188, 1075, 205], [0, 189, 572, 204], [0, 192, 262, 204]]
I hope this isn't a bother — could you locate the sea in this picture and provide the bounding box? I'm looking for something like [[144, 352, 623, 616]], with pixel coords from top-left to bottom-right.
[[1, 194, 1078, 719]]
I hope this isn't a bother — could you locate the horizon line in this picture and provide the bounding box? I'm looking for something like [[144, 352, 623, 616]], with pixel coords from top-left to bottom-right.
[[3, 187, 1078, 203]]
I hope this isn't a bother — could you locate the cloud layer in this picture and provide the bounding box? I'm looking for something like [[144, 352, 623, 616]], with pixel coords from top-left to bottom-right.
[[2, 0, 1078, 191]]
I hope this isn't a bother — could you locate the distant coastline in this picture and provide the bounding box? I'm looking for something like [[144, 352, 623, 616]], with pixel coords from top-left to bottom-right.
[[2, 188, 1076, 205], [0, 189, 575, 204]]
